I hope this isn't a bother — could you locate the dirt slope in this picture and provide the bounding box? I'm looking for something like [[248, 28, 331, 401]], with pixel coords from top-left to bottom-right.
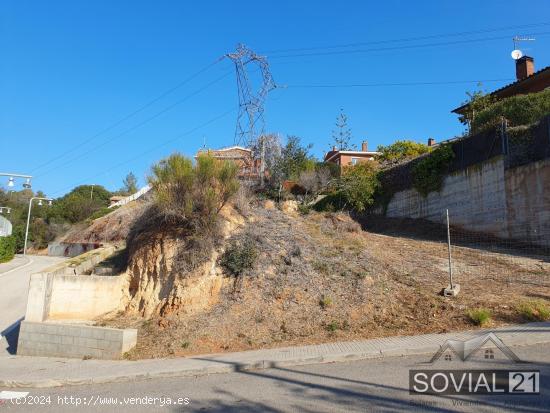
[[62, 200, 149, 244], [104, 202, 550, 359]]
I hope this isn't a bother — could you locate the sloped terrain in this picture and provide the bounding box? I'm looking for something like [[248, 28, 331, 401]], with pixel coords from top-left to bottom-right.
[[62, 199, 149, 244], [103, 202, 550, 359]]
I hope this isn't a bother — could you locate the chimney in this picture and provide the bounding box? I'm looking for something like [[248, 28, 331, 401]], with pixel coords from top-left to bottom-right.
[[332, 145, 337, 151], [427, 138, 436, 147], [361, 141, 368, 152], [516, 56, 535, 80]]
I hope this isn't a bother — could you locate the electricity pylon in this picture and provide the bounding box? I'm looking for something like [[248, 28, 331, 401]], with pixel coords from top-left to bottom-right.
[[226, 44, 276, 185]]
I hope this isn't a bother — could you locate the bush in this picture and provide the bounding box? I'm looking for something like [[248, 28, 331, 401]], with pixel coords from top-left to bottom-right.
[[319, 295, 333, 309], [517, 300, 550, 321], [148, 152, 239, 228], [471, 89, 550, 133], [220, 235, 258, 277], [412, 144, 454, 196], [467, 308, 491, 326], [0, 236, 16, 263], [338, 161, 379, 211], [87, 206, 117, 222], [376, 140, 431, 167]]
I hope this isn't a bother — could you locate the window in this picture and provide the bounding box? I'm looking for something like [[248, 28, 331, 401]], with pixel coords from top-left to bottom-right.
[[351, 157, 359, 165], [484, 349, 494, 359], [444, 354, 452, 361]]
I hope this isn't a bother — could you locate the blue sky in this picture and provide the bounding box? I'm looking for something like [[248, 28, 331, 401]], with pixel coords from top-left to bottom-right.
[[1, 0, 550, 197]]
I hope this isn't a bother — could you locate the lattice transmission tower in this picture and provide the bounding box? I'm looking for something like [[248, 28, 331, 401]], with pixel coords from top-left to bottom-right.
[[226, 44, 276, 185]]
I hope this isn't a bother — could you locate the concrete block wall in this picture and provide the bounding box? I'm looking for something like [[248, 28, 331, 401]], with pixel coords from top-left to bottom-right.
[[20, 245, 135, 359], [17, 321, 137, 359]]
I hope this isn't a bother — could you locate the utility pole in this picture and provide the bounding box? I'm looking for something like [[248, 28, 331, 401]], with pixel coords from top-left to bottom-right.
[[24, 197, 53, 255]]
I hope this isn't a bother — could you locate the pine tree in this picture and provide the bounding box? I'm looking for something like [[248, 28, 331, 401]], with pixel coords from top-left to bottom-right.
[[331, 108, 356, 150]]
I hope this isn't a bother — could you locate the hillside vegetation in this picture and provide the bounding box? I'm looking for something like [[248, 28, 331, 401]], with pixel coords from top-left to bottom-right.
[[100, 199, 549, 359]]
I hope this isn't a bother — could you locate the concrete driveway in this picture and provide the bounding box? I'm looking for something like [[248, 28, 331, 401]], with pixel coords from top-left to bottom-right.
[[0, 255, 66, 356]]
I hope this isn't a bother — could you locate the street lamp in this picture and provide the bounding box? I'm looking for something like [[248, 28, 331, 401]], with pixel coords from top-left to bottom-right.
[[0, 173, 32, 189], [23, 197, 53, 256]]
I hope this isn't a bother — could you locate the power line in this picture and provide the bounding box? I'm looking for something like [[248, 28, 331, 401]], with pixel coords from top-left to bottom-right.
[[285, 78, 514, 88], [268, 31, 550, 59], [262, 22, 550, 54], [48, 107, 236, 197], [31, 57, 225, 174], [35, 71, 233, 180]]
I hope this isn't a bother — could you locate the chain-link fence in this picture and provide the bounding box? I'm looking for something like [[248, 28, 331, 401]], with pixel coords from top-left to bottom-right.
[[360, 210, 549, 295]]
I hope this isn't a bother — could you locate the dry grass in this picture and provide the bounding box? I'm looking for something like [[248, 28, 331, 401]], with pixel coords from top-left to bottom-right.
[[105, 205, 550, 359]]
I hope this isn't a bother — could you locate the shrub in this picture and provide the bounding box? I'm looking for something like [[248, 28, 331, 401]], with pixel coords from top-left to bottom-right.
[[471, 89, 550, 133], [87, 206, 117, 222], [376, 140, 431, 167], [0, 236, 16, 263], [297, 204, 311, 215], [220, 235, 258, 277], [319, 295, 333, 309], [338, 161, 380, 211], [148, 152, 239, 228], [517, 300, 550, 321], [326, 320, 339, 332], [467, 308, 491, 326], [412, 144, 455, 196]]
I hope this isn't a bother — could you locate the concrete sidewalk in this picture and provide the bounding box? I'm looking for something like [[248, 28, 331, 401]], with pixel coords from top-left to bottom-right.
[[1, 321, 549, 388], [0, 255, 31, 275]]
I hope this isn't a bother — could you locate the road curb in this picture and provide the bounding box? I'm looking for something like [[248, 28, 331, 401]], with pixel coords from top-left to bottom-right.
[[2, 323, 549, 388], [0, 256, 33, 278]]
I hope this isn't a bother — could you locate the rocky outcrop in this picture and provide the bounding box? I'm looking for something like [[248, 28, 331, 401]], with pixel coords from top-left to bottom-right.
[[122, 206, 245, 318]]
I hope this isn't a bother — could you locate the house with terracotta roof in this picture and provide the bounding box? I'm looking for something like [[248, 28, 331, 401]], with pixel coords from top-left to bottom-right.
[[195, 145, 260, 180], [452, 55, 550, 116], [324, 141, 380, 169]]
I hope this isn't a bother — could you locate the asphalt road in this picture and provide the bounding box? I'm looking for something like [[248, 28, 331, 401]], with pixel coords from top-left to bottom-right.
[[1, 342, 548, 413], [0, 255, 65, 356]]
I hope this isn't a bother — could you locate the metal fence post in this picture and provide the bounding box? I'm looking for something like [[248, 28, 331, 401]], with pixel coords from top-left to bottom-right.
[[446, 209, 453, 289]]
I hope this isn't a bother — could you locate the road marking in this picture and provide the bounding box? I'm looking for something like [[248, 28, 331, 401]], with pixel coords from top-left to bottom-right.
[[0, 391, 29, 400], [0, 256, 34, 278]]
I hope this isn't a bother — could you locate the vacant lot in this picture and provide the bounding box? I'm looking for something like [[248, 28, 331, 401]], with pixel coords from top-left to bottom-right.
[[106, 203, 549, 359]]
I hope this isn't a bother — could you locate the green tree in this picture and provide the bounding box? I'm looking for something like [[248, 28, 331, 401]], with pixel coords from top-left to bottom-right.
[[49, 185, 111, 223], [122, 172, 138, 194], [458, 86, 495, 133], [376, 140, 431, 167], [271, 136, 315, 185], [338, 161, 379, 211], [331, 108, 356, 150]]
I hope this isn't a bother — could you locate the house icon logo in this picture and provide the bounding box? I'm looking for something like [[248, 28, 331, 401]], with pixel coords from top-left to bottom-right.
[[427, 333, 524, 364]]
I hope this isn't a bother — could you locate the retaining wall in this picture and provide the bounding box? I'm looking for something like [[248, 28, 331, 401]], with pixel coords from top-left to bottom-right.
[[19, 245, 133, 359], [384, 156, 549, 247], [48, 242, 102, 258], [17, 321, 137, 360]]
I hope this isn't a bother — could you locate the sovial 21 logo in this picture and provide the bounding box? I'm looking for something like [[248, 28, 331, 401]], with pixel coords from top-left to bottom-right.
[[409, 333, 540, 395]]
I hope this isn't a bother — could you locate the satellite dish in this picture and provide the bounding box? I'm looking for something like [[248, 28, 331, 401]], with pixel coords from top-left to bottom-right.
[[511, 49, 523, 60]]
